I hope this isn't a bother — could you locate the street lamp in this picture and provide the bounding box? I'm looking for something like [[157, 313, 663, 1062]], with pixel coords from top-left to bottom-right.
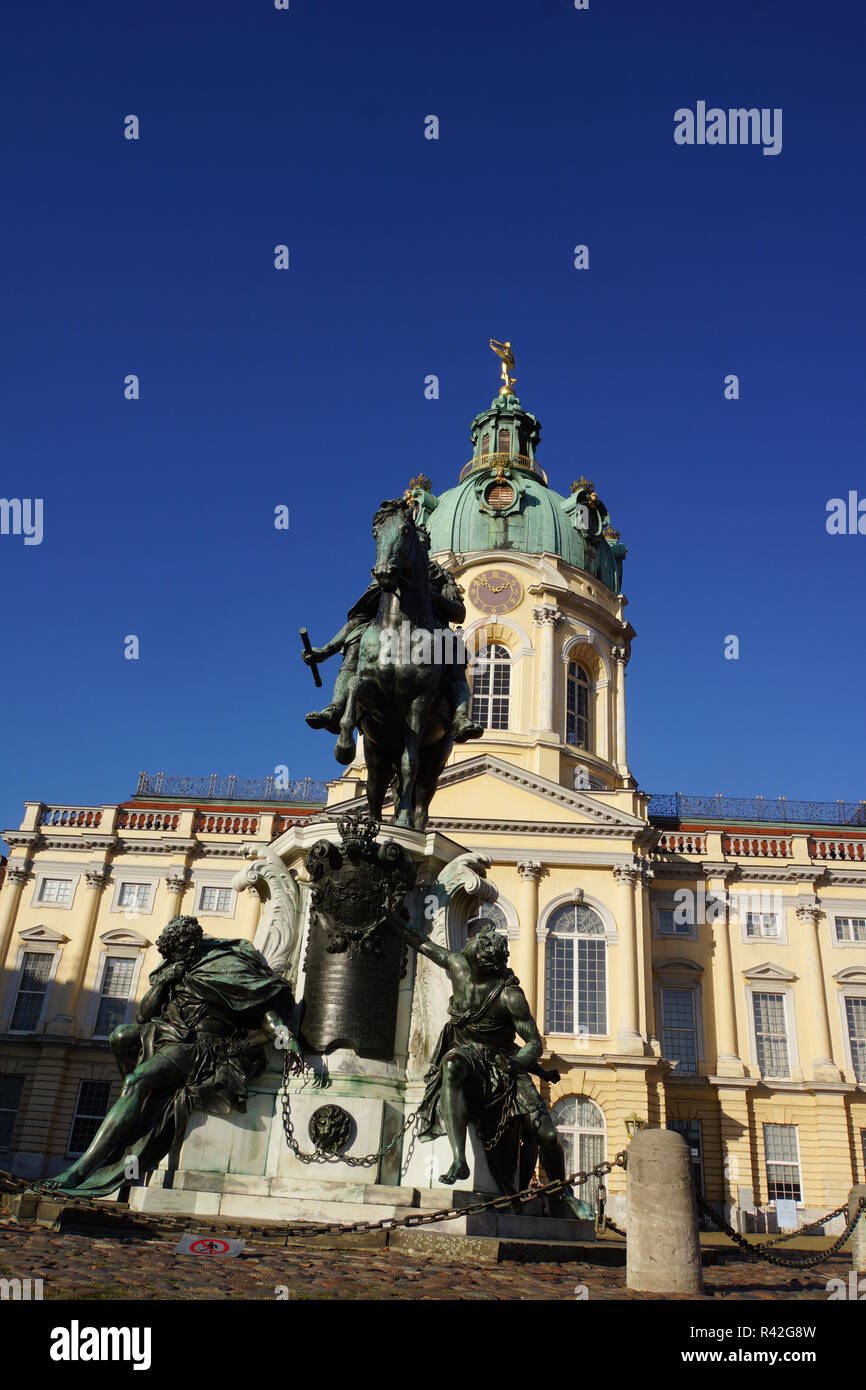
[[624, 1112, 647, 1140]]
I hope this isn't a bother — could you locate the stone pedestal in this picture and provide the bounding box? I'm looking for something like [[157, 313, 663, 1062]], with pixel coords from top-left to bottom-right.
[[848, 1184, 866, 1273], [126, 818, 589, 1245], [626, 1128, 703, 1294]]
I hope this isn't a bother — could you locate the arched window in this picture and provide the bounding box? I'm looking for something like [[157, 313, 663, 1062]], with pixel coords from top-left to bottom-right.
[[553, 1095, 606, 1211], [470, 643, 511, 730], [544, 903, 607, 1036], [566, 661, 591, 749], [466, 902, 509, 938]]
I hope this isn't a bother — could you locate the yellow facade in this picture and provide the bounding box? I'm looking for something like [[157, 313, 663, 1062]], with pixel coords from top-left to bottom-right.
[[2, 502, 866, 1232]]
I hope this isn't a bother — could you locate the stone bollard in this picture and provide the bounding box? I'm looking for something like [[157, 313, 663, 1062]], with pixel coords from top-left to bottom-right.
[[626, 1127, 703, 1294], [848, 1184, 866, 1273]]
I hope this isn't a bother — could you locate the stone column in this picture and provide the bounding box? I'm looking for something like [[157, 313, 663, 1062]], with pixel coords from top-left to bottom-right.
[[516, 860, 543, 1011], [0, 863, 33, 972], [712, 1079, 758, 1226], [531, 605, 561, 734], [705, 866, 744, 1076], [61, 866, 111, 1030], [848, 1185, 866, 1273], [626, 1128, 703, 1293], [240, 881, 262, 940], [164, 871, 192, 922], [612, 862, 644, 1054], [612, 644, 630, 778], [795, 903, 838, 1079]]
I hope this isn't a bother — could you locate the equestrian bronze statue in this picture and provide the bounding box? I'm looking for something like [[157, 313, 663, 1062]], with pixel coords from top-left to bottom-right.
[[302, 499, 482, 831]]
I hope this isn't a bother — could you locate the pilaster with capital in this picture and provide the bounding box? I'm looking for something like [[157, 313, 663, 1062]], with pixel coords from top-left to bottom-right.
[[60, 865, 112, 1031], [516, 859, 544, 1011], [0, 862, 34, 975], [703, 865, 745, 1076], [163, 870, 191, 921], [532, 604, 562, 734], [612, 860, 650, 1054], [795, 901, 838, 1079], [611, 644, 630, 778]]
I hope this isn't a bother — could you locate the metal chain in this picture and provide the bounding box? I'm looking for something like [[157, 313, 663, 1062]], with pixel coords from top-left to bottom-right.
[[696, 1194, 866, 1270], [476, 1073, 517, 1152], [5, 1153, 859, 1264], [0, 1154, 628, 1244], [756, 1203, 847, 1248], [280, 1051, 418, 1169]]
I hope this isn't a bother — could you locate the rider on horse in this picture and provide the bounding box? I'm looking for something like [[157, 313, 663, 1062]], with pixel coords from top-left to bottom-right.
[[304, 526, 483, 755]]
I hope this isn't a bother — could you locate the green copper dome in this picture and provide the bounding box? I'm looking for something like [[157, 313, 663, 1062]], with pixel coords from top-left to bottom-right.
[[410, 392, 626, 594]]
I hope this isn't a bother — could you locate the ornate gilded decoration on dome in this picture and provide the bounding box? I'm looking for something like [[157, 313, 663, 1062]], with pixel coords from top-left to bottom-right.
[[489, 337, 517, 396]]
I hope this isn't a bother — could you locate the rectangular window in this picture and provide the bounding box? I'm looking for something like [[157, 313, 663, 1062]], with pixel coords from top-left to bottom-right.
[[661, 988, 698, 1075], [544, 937, 574, 1034], [763, 1123, 801, 1203], [845, 997, 866, 1082], [576, 937, 607, 1035], [657, 908, 692, 937], [10, 953, 53, 1032], [752, 992, 790, 1078], [199, 886, 232, 913], [93, 957, 135, 1037], [118, 882, 150, 911], [667, 1118, 705, 1197], [744, 912, 780, 939], [38, 878, 72, 905], [836, 916, 866, 944], [68, 1080, 112, 1156], [0, 1075, 25, 1151], [497, 427, 510, 453]]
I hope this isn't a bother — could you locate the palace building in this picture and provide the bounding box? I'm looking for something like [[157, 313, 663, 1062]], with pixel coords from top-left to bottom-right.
[[2, 369, 866, 1231]]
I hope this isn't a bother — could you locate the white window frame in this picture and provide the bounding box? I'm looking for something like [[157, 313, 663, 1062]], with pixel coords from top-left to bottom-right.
[[86, 946, 146, 1039], [762, 1122, 804, 1208], [195, 882, 237, 918], [652, 897, 697, 942], [658, 983, 702, 1076], [565, 660, 591, 752], [822, 901, 866, 950], [742, 911, 782, 942], [469, 642, 511, 732], [30, 871, 79, 911], [542, 902, 611, 1039], [109, 875, 158, 917], [1, 940, 63, 1034], [731, 892, 788, 945], [746, 983, 799, 1079], [834, 915, 866, 946], [838, 987, 866, 1083], [552, 1095, 607, 1208]]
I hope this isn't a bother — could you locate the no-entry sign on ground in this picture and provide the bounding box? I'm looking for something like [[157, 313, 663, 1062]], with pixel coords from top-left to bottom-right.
[[175, 1234, 246, 1257]]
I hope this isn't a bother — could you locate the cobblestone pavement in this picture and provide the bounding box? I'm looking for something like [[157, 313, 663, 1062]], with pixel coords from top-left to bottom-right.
[[0, 1219, 850, 1300]]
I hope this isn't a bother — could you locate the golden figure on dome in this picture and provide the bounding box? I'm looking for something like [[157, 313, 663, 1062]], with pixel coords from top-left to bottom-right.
[[489, 338, 517, 395]]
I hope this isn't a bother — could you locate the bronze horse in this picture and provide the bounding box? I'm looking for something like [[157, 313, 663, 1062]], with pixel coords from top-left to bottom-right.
[[339, 500, 455, 831]]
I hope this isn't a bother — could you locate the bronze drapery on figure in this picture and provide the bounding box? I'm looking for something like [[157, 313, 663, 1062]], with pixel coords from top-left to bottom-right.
[[44, 915, 300, 1196], [385, 912, 594, 1219]]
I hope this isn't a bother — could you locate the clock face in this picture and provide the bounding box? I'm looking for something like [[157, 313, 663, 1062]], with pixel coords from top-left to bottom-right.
[[468, 568, 523, 615]]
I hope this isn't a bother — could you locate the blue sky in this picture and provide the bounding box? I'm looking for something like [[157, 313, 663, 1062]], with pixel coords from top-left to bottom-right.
[[1, 0, 864, 846]]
